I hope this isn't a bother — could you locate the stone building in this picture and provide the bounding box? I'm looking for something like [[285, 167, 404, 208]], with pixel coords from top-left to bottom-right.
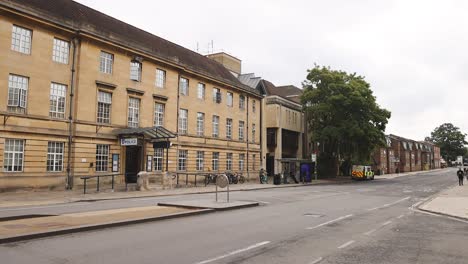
[[238, 74, 308, 177], [0, 0, 262, 190]]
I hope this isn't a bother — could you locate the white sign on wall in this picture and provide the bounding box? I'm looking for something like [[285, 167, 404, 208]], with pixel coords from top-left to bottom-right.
[[120, 138, 138, 146]]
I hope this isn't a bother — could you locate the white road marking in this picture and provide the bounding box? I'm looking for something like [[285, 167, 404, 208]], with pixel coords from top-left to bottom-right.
[[256, 200, 270, 204], [364, 229, 377, 236], [337, 240, 355, 249], [367, 196, 411, 211], [409, 201, 424, 209], [397, 214, 405, 219], [309, 257, 323, 264], [194, 241, 271, 264], [306, 214, 353, 230], [381, 221, 392, 226]]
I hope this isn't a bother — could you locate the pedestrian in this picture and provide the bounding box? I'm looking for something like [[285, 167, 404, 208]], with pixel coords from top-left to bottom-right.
[[259, 168, 266, 184], [457, 167, 464, 186]]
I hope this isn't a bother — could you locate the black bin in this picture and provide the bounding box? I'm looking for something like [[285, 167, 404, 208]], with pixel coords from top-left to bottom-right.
[[273, 173, 281, 185]]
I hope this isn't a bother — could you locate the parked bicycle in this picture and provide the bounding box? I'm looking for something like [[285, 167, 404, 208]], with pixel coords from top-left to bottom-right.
[[259, 168, 268, 184], [225, 171, 246, 184], [204, 173, 218, 186]]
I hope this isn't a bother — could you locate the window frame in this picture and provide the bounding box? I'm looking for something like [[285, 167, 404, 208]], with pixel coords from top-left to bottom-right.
[[49, 82, 67, 119], [155, 69, 166, 88], [96, 144, 110, 172], [52, 38, 70, 64], [226, 118, 233, 139], [239, 95, 246, 110], [239, 121, 245, 141], [154, 102, 165, 127], [130, 61, 142, 82], [100, 51, 114, 74], [239, 153, 245, 171], [196, 151, 204, 171], [154, 148, 164, 171], [197, 112, 205, 136], [212, 115, 220, 138], [227, 92, 233, 107], [177, 150, 188, 171], [179, 77, 189, 96], [127, 97, 140, 128], [213, 88, 221, 103], [7, 74, 29, 114], [47, 141, 64, 172], [3, 139, 25, 172], [226, 153, 233, 171], [197, 83, 206, 100], [11, 25, 32, 54], [97, 90, 112, 124], [179, 109, 188, 134], [212, 152, 219, 171]]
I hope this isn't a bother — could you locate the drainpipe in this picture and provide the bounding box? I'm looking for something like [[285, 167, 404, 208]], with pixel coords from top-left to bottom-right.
[[246, 96, 250, 179], [66, 34, 80, 190]]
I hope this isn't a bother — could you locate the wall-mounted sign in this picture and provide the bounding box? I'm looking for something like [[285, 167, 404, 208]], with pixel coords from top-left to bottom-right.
[[112, 154, 120, 172], [121, 138, 138, 146], [147, 155, 153, 172]]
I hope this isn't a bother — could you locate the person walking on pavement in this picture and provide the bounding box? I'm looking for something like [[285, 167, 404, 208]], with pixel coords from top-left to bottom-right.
[[457, 167, 464, 186]]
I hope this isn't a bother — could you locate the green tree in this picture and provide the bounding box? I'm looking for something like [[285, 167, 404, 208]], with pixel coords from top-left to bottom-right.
[[426, 123, 467, 162], [301, 65, 391, 177]]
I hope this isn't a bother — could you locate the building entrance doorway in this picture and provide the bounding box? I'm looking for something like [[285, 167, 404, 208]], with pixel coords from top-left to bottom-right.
[[266, 154, 274, 177], [125, 146, 142, 183]]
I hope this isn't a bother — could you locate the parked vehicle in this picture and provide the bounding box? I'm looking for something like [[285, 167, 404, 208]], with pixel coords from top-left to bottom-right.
[[225, 171, 245, 184], [351, 165, 375, 180]]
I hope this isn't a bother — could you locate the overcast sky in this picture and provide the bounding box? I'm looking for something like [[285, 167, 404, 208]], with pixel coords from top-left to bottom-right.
[[76, 0, 468, 140]]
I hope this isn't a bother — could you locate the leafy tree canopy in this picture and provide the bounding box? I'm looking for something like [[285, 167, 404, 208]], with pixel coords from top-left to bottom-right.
[[426, 123, 467, 161], [301, 65, 391, 176]]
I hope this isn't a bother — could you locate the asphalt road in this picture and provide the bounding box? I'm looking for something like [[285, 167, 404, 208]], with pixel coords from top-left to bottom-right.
[[1, 169, 467, 264]]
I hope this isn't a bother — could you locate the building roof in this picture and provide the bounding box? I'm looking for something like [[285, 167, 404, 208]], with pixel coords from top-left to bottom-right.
[[238, 73, 262, 89], [2, 0, 259, 95], [261, 81, 303, 104]]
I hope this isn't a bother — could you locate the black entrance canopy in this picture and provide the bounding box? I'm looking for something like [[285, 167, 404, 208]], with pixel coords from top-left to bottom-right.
[[114, 126, 176, 141]]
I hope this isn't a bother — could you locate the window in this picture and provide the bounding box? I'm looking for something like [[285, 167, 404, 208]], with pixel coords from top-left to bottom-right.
[[154, 103, 165, 127], [155, 69, 166, 88], [239, 154, 245, 171], [197, 112, 205, 136], [154, 148, 164, 171], [197, 83, 205, 99], [252, 124, 256, 143], [179, 109, 188, 134], [226, 153, 233, 171], [239, 121, 245, 141], [179, 77, 189, 96], [127, 97, 140, 128], [7, 74, 28, 114], [252, 100, 256, 113], [49, 83, 66, 119], [227, 92, 233, 107], [196, 151, 204, 171], [97, 91, 112, 124], [11, 25, 32, 54], [213, 88, 221, 103], [96, 144, 109, 172], [212, 115, 219, 138], [52, 38, 69, 64], [3, 139, 24, 172], [177, 150, 188, 171], [226, 118, 232, 139], [212, 152, 219, 171], [100, 51, 113, 74], [239, 95, 245, 109], [47, 142, 64, 172], [130, 61, 142, 81]]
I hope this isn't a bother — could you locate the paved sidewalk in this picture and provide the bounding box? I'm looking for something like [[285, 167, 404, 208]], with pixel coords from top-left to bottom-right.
[[0, 178, 351, 209], [0, 205, 207, 244], [419, 183, 468, 220], [376, 168, 445, 180]]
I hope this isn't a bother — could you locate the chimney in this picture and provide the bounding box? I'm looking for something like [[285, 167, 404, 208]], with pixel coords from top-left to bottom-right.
[[206, 52, 241, 77]]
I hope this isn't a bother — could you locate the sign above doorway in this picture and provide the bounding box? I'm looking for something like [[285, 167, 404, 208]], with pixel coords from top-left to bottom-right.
[[120, 138, 138, 146]]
